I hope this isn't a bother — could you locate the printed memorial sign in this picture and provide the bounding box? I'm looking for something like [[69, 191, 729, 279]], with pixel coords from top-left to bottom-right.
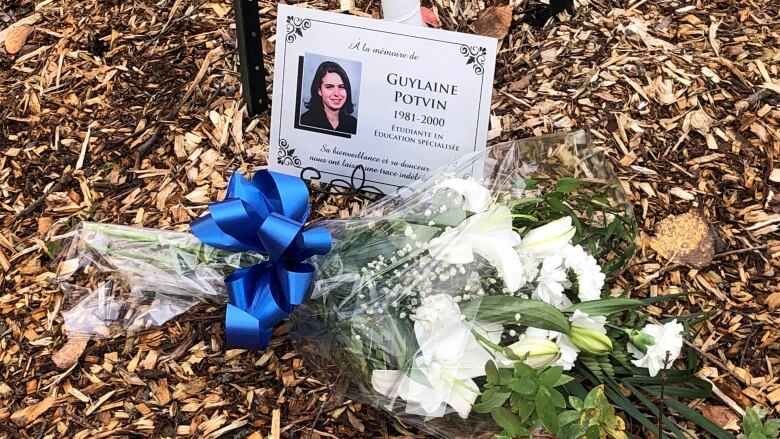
[[269, 5, 497, 193]]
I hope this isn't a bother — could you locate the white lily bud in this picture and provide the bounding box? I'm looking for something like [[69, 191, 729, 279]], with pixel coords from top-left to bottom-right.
[[569, 326, 613, 355], [517, 217, 576, 257], [505, 338, 561, 369]]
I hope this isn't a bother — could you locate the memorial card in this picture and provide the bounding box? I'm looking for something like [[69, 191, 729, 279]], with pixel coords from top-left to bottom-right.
[[269, 5, 497, 194]]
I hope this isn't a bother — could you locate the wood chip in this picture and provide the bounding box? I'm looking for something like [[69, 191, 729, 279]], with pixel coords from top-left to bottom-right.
[[85, 390, 116, 416], [52, 336, 89, 369], [10, 397, 55, 426]]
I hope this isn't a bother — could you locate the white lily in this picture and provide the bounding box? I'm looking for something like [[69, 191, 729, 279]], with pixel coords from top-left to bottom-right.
[[437, 178, 491, 213], [627, 320, 684, 377], [429, 206, 524, 292], [371, 294, 502, 419], [517, 216, 576, 258]]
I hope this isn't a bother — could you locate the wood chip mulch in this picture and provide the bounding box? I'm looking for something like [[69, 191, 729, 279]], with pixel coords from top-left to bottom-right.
[[1, 0, 779, 437]]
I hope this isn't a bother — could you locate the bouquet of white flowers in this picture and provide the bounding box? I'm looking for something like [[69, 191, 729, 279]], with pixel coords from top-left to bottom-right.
[[55, 131, 724, 438]]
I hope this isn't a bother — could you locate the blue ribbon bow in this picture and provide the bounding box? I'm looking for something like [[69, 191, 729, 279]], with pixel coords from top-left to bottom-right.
[[191, 170, 332, 350]]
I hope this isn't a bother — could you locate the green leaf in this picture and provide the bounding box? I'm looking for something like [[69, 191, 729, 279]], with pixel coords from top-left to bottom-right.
[[562, 298, 643, 316], [604, 218, 620, 241], [514, 362, 536, 379], [473, 390, 512, 414], [486, 360, 499, 385], [638, 293, 689, 305], [491, 407, 526, 437], [744, 407, 763, 434], [584, 386, 600, 408], [548, 388, 567, 408], [510, 391, 522, 412], [555, 374, 575, 388], [618, 380, 712, 439], [499, 367, 514, 383], [518, 398, 535, 422], [524, 178, 546, 190], [569, 396, 584, 411], [509, 196, 543, 209], [585, 425, 601, 439], [46, 239, 64, 258], [461, 297, 571, 334], [430, 208, 467, 227], [662, 397, 735, 439], [555, 178, 583, 193], [509, 378, 538, 396], [558, 423, 582, 439], [546, 194, 567, 212], [536, 389, 559, 434], [641, 385, 711, 399], [559, 410, 580, 426], [602, 383, 669, 437], [540, 367, 564, 388], [764, 418, 780, 436]]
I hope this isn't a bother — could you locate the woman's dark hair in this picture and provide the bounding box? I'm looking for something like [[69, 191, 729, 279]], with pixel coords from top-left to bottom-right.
[[304, 61, 355, 115]]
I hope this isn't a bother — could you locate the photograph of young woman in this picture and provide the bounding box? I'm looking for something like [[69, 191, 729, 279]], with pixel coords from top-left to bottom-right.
[[299, 61, 358, 135]]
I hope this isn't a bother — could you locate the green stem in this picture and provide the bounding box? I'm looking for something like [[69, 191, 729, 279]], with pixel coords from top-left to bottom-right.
[[81, 222, 263, 268], [83, 222, 251, 261], [472, 329, 505, 353]]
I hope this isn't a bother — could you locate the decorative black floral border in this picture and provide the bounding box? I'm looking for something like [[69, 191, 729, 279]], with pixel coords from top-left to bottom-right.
[[276, 138, 384, 195], [301, 165, 384, 196], [285, 16, 311, 43], [459, 45, 487, 75], [277, 138, 301, 167]]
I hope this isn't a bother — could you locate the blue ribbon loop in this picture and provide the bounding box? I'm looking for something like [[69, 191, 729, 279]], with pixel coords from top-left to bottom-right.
[[191, 170, 331, 350]]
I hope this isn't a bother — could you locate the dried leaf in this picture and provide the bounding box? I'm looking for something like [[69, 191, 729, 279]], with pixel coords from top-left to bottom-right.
[[52, 336, 89, 369], [472, 5, 513, 41], [650, 210, 716, 268], [699, 404, 739, 430], [420, 6, 441, 28], [0, 13, 40, 45], [4, 25, 33, 54], [347, 410, 365, 432]]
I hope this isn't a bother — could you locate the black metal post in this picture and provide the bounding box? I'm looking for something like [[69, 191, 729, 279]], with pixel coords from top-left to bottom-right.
[[234, 0, 268, 116]]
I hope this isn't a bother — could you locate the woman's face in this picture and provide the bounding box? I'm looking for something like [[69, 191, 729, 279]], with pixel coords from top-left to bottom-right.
[[318, 72, 346, 112]]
